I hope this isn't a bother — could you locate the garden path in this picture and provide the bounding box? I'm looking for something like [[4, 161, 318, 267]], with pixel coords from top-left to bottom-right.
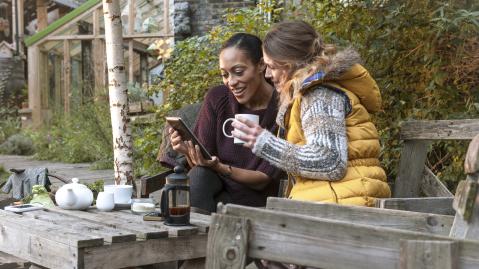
[[0, 154, 115, 187]]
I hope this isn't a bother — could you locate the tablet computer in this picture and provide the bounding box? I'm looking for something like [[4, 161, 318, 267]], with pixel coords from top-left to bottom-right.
[[166, 116, 213, 160]]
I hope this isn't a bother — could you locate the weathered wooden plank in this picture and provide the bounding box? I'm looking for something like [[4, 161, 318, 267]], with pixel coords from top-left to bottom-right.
[[219, 204, 479, 269], [464, 134, 479, 175], [267, 197, 453, 235], [140, 170, 171, 198], [110, 210, 198, 237], [22, 210, 137, 243], [376, 197, 455, 215], [46, 207, 168, 240], [400, 240, 458, 269], [422, 167, 453, 197], [0, 251, 30, 269], [400, 120, 479, 140], [190, 213, 210, 233], [0, 211, 85, 269], [205, 214, 248, 269], [82, 234, 208, 269], [0, 210, 103, 248], [394, 140, 429, 197]]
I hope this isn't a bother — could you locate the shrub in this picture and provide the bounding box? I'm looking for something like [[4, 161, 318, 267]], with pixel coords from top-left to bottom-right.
[[0, 134, 34, 155], [0, 115, 20, 145], [28, 102, 113, 166]]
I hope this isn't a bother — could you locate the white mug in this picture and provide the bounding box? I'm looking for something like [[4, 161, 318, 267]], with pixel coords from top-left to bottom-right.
[[222, 114, 259, 144], [96, 191, 114, 211], [104, 184, 133, 204]]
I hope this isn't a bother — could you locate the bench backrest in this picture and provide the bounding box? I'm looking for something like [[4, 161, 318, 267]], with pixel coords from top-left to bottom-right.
[[394, 119, 479, 198]]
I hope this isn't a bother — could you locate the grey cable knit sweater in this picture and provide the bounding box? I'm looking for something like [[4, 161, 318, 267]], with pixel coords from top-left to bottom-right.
[[253, 86, 351, 181]]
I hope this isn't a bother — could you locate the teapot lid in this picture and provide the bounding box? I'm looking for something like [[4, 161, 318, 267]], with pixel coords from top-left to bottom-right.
[[166, 166, 188, 183], [61, 177, 89, 190]]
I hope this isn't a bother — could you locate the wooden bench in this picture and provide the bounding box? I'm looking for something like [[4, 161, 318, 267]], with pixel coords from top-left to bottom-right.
[[375, 119, 479, 215], [205, 128, 479, 269]]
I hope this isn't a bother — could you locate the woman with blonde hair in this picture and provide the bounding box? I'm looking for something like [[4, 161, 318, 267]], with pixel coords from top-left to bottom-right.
[[233, 20, 391, 206]]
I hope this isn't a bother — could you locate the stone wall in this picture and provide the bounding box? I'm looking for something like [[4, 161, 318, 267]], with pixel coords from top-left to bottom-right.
[[174, 0, 256, 38]]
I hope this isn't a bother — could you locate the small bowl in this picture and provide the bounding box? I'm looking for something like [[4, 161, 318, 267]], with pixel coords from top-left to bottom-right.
[[131, 198, 156, 215]]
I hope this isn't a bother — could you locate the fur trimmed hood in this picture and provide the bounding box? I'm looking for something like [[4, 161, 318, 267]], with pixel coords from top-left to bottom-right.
[[297, 47, 382, 113]]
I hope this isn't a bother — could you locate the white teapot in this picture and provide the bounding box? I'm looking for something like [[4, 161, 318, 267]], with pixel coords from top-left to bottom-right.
[[55, 178, 93, 210]]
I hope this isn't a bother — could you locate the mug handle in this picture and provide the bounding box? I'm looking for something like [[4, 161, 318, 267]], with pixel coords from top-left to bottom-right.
[[222, 118, 235, 138]]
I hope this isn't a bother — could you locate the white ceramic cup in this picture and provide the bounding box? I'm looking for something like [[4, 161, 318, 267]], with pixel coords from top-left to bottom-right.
[[96, 191, 114, 212], [222, 114, 259, 144], [104, 184, 133, 204]]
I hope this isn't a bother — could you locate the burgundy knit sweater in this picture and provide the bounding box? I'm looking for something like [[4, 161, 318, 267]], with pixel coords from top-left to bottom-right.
[[193, 85, 283, 199]]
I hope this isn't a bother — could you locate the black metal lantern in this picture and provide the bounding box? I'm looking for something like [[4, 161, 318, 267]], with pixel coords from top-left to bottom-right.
[[160, 165, 190, 226]]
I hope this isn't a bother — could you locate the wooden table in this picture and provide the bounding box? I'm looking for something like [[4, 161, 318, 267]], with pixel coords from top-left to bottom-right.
[[0, 207, 210, 269]]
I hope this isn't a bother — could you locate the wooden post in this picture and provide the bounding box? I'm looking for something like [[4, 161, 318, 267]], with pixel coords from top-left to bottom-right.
[[40, 50, 48, 111], [36, 0, 48, 31], [205, 213, 248, 269], [63, 40, 71, 113], [28, 45, 42, 126], [79, 22, 94, 101], [394, 140, 430, 197], [140, 53, 148, 85], [163, 0, 169, 35], [400, 240, 458, 269], [128, 0, 135, 84], [11, 0, 17, 52], [18, 0, 24, 54], [93, 7, 106, 96], [54, 54, 62, 111], [450, 134, 479, 239]]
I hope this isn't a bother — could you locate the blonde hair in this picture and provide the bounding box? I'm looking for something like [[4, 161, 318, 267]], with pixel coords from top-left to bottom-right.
[[263, 21, 336, 106]]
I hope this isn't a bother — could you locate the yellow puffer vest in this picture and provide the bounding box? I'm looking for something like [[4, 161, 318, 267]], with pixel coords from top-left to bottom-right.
[[286, 64, 391, 206]]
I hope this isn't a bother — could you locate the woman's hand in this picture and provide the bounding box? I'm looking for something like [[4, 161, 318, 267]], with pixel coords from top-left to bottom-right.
[[169, 128, 219, 168], [168, 128, 189, 155], [231, 117, 265, 149], [185, 141, 219, 167]]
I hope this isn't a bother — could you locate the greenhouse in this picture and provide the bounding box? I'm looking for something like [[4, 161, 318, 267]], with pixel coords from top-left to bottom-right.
[[25, 0, 173, 126]]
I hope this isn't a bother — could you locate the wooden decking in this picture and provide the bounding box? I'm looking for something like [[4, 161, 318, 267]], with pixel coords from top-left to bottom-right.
[[0, 154, 115, 187]]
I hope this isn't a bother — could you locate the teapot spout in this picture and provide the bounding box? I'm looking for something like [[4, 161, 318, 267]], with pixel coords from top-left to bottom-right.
[[65, 188, 76, 207]]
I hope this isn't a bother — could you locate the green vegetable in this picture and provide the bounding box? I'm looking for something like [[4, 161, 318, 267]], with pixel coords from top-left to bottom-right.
[[30, 185, 55, 208]]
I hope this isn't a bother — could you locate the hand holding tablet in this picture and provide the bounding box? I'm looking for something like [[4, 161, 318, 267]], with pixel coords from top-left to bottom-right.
[[166, 117, 212, 160]]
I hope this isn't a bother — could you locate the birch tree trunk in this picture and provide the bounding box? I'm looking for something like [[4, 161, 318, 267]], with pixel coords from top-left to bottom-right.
[[102, 0, 134, 185]]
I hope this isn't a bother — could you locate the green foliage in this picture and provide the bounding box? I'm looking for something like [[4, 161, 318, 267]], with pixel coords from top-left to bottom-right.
[[0, 134, 34, 155], [128, 82, 149, 103], [27, 102, 113, 167], [85, 180, 104, 202], [289, 0, 478, 184], [0, 165, 8, 185], [137, 0, 478, 189], [0, 115, 21, 145]]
